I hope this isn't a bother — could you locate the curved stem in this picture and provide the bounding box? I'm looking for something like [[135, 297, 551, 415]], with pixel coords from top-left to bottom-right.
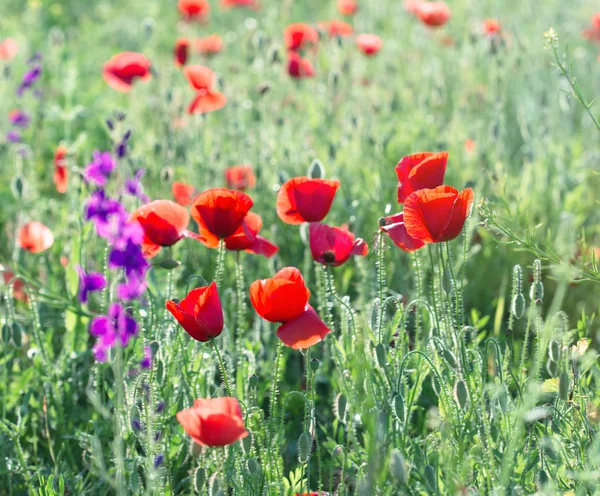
[[211, 339, 233, 397]]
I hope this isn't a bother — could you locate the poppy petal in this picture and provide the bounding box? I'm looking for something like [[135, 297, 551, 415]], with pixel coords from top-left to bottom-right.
[[276, 305, 331, 349]]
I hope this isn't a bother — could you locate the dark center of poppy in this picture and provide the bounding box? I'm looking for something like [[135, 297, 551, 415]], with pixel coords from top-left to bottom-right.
[[322, 250, 336, 264]]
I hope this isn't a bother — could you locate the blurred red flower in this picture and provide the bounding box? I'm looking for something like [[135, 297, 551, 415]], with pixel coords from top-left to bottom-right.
[[19, 222, 54, 253], [129, 200, 193, 258], [319, 20, 354, 38], [380, 212, 425, 252], [196, 35, 224, 55], [276, 305, 331, 350], [276, 177, 340, 224], [309, 223, 368, 266], [284, 23, 319, 51], [3, 271, 28, 302], [287, 51, 315, 78], [103, 52, 152, 92], [54, 145, 68, 194], [415, 2, 451, 28], [583, 13, 600, 43], [482, 19, 501, 37], [250, 267, 311, 322], [174, 38, 190, 66], [183, 65, 227, 114], [177, 397, 248, 446], [191, 187, 253, 245], [0, 38, 18, 60], [356, 34, 383, 56], [172, 181, 195, 206], [403, 186, 474, 243], [178, 0, 210, 21], [225, 165, 256, 191], [395, 152, 448, 203], [166, 282, 224, 341], [337, 0, 358, 16], [464, 139, 476, 154], [221, 0, 260, 8]]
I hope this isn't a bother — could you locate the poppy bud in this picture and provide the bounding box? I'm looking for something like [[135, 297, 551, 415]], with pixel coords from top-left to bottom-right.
[[158, 259, 181, 270], [13, 176, 24, 198], [334, 393, 348, 423], [333, 446, 344, 457], [249, 374, 259, 388], [310, 357, 320, 371], [297, 432, 312, 463], [247, 458, 260, 475], [194, 467, 206, 493], [390, 449, 407, 484], [393, 394, 405, 422], [454, 380, 469, 409]]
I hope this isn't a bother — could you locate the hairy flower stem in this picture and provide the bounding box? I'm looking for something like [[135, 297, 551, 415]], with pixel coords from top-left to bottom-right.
[[234, 252, 247, 352], [427, 245, 440, 331], [376, 231, 386, 342], [325, 265, 337, 334], [211, 339, 233, 397], [215, 238, 226, 291], [113, 346, 127, 496], [413, 251, 423, 347], [304, 348, 313, 494]]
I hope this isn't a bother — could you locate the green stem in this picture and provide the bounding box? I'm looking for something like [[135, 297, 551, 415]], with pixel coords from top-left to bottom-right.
[[215, 239, 226, 291], [211, 338, 233, 397]]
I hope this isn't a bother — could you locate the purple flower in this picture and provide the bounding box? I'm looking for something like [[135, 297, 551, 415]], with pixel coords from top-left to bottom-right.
[[117, 273, 148, 301], [140, 346, 153, 369], [89, 303, 138, 352], [93, 344, 108, 362], [6, 131, 21, 143], [155, 402, 165, 414], [9, 110, 30, 128], [154, 455, 164, 468], [77, 266, 107, 303], [84, 151, 116, 187], [125, 169, 150, 203], [17, 65, 42, 97], [27, 52, 42, 64], [131, 418, 142, 431], [85, 190, 127, 239]]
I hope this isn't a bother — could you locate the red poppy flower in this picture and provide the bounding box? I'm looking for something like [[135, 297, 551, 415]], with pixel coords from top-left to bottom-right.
[[183, 65, 227, 115], [415, 2, 451, 27], [205, 212, 278, 258], [177, 397, 248, 447], [103, 52, 152, 92], [0, 38, 18, 60], [404, 0, 422, 14], [337, 0, 358, 16], [3, 271, 28, 302], [225, 165, 256, 191], [284, 23, 319, 51], [191, 188, 253, 245], [287, 51, 315, 78], [276, 305, 331, 350], [482, 19, 501, 37], [196, 35, 224, 55], [319, 20, 354, 38], [464, 139, 476, 154], [403, 186, 474, 244], [18, 222, 54, 253], [221, 0, 260, 8], [380, 212, 425, 252], [178, 0, 210, 21], [166, 282, 224, 341], [172, 181, 195, 206], [174, 38, 190, 67], [309, 223, 368, 266], [276, 177, 340, 224], [249, 267, 310, 323], [129, 200, 192, 258], [356, 34, 383, 56], [54, 145, 68, 194], [583, 13, 600, 43], [395, 152, 448, 203]]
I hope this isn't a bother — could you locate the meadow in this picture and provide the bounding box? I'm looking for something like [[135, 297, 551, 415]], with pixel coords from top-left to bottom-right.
[[1, 0, 600, 494]]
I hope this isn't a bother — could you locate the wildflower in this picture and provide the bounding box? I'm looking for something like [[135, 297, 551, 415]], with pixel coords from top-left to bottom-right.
[[77, 266, 107, 303], [464, 139, 476, 154], [218, 212, 278, 258], [190, 187, 253, 243], [18, 222, 54, 253], [3, 271, 28, 302], [108, 222, 149, 275], [183, 65, 227, 114], [583, 13, 600, 43], [153, 455, 164, 468], [124, 169, 150, 203], [380, 212, 425, 252], [6, 131, 21, 143], [90, 303, 138, 361], [174, 38, 190, 67], [337, 0, 358, 16], [309, 223, 368, 266], [403, 185, 474, 243], [276, 177, 340, 224], [117, 272, 148, 301], [196, 35, 224, 55], [85, 190, 127, 239], [276, 305, 331, 349], [225, 165, 256, 191], [54, 145, 68, 193], [176, 397, 248, 447], [178, 0, 210, 22], [415, 2, 451, 28], [319, 20, 354, 38], [140, 346, 153, 369], [221, 0, 260, 8], [0, 38, 18, 60], [129, 200, 193, 258], [102, 52, 151, 92], [172, 181, 195, 206], [17, 65, 42, 97], [84, 151, 116, 187], [404, 0, 422, 15], [287, 51, 315, 78], [166, 282, 224, 342], [395, 152, 448, 203], [482, 19, 502, 37], [284, 23, 319, 51], [356, 34, 383, 56], [8, 110, 30, 128]]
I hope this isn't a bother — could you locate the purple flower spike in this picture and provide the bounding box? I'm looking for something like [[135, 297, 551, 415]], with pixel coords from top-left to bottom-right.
[[17, 65, 42, 97], [84, 151, 116, 187], [117, 272, 148, 301], [154, 454, 164, 468], [140, 345, 153, 369], [125, 169, 150, 203], [85, 190, 127, 239], [6, 131, 21, 143], [9, 110, 30, 129], [89, 303, 138, 357], [77, 265, 107, 303]]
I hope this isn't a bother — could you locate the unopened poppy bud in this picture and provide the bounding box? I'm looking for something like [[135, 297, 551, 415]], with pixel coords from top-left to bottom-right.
[[13, 176, 24, 198], [559, 371, 569, 401], [530, 281, 544, 303], [310, 357, 320, 371], [390, 449, 407, 484], [454, 380, 469, 409], [247, 458, 260, 475], [333, 446, 344, 457], [424, 465, 437, 492], [511, 293, 526, 319], [194, 467, 206, 493], [546, 358, 558, 377], [297, 432, 312, 463], [158, 259, 181, 270], [308, 159, 325, 179], [393, 394, 405, 422], [334, 393, 348, 423], [375, 343, 387, 368], [249, 374, 259, 388], [548, 340, 561, 362]]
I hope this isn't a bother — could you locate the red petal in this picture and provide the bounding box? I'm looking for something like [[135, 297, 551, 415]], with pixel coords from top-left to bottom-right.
[[403, 186, 458, 243], [276, 177, 340, 224], [276, 305, 331, 349], [188, 90, 227, 114], [191, 188, 254, 239]]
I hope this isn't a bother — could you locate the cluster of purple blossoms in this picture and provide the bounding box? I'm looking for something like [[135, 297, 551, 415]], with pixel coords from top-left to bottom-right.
[[6, 110, 30, 143], [17, 54, 43, 98], [83, 142, 151, 361]]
